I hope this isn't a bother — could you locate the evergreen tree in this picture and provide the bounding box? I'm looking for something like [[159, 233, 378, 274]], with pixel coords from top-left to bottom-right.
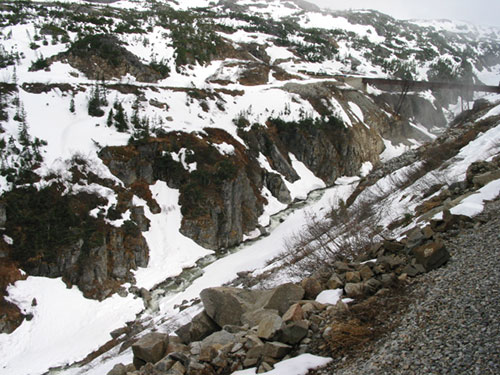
[[69, 95, 75, 113], [106, 108, 114, 127], [88, 83, 105, 117], [113, 101, 128, 132]]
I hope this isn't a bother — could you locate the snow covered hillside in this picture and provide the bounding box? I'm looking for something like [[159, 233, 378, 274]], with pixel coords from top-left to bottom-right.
[[0, 1, 499, 375]]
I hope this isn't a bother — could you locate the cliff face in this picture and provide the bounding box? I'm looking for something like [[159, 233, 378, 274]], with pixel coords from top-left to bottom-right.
[[98, 81, 420, 251]]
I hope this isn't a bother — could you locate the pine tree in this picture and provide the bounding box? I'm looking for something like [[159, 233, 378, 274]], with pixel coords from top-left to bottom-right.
[[113, 102, 128, 132], [69, 95, 75, 113], [106, 109, 114, 127]]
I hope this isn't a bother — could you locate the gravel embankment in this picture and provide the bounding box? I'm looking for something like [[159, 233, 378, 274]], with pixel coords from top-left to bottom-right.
[[314, 199, 500, 375]]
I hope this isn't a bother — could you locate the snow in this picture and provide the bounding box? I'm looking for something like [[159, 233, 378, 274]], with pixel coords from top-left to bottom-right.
[[212, 142, 236, 156], [171, 149, 198, 172], [266, 45, 295, 65], [360, 161, 373, 177], [298, 13, 385, 44], [348, 101, 364, 123], [380, 139, 412, 162], [478, 103, 500, 121], [0, 277, 143, 375], [315, 289, 343, 305], [434, 179, 500, 219], [232, 353, 332, 375], [133, 182, 213, 290], [284, 154, 326, 200]]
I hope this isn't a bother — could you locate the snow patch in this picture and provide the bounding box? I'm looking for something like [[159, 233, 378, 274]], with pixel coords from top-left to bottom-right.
[[232, 353, 332, 375], [315, 289, 343, 305], [0, 277, 143, 375]]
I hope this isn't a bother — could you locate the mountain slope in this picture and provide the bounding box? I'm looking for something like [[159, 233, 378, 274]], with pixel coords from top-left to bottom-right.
[[0, 1, 499, 374]]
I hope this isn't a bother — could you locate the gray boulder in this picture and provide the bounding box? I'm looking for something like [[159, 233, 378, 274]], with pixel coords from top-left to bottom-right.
[[175, 311, 219, 344], [280, 320, 309, 344], [200, 287, 267, 327], [262, 283, 305, 314], [201, 330, 237, 348], [257, 314, 283, 340], [241, 308, 279, 328], [132, 332, 169, 365]]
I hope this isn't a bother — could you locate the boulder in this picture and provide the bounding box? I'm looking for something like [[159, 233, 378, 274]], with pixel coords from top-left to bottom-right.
[[241, 308, 279, 328], [344, 283, 364, 298], [201, 330, 237, 348], [263, 341, 292, 359], [472, 170, 500, 188], [200, 287, 264, 327], [363, 278, 382, 295], [132, 332, 169, 365], [411, 240, 450, 271], [359, 265, 374, 281], [175, 311, 219, 344], [301, 277, 323, 299], [279, 320, 309, 345], [326, 273, 344, 289], [263, 283, 305, 314], [282, 303, 304, 322], [107, 363, 127, 375], [345, 271, 361, 283], [257, 314, 283, 340]]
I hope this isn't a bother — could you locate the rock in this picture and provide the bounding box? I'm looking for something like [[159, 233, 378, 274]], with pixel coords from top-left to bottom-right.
[[411, 240, 450, 271], [110, 326, 128, 339], [107, 363, 127, 375], [301, 277, 323, 299], [200, 287, 260, 327], [154, 357, 176, 372], [380, 273, 396, 287], [199, 345, 218, 362], [377, 255, 406, 269], [344, 283, 364, 298], [282, 303, 304, 322], [257, 315, 283, 340], [201, 330, 236, 348], [279, 320, 309, 345], [241, 308, 279, 328], [245, 344, 265, 365], [472, 170, 500, 188], [165, 341, 188, 357], [364, 278, 382, 295], [263, 283, 305, 314], [359, 265, 374, 281], [383, 239, 405, 253], [245, 334, 264, 349], [132, 332, 169, 365], [326, 273, 344, 289], [263, 341, 292, 359], [175, 311, 219, 344], [333, 261, 353, 272], [258, 362, 273, 373], [345, 271, 361, 283], [167, 361, 186, 375]]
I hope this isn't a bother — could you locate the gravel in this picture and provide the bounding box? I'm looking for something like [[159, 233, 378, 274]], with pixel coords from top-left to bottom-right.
[[313, 199, 500, 375]]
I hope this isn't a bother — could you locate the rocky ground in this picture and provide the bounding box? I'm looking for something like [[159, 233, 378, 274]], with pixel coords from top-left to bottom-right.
[[310, 198, 500, 375]]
